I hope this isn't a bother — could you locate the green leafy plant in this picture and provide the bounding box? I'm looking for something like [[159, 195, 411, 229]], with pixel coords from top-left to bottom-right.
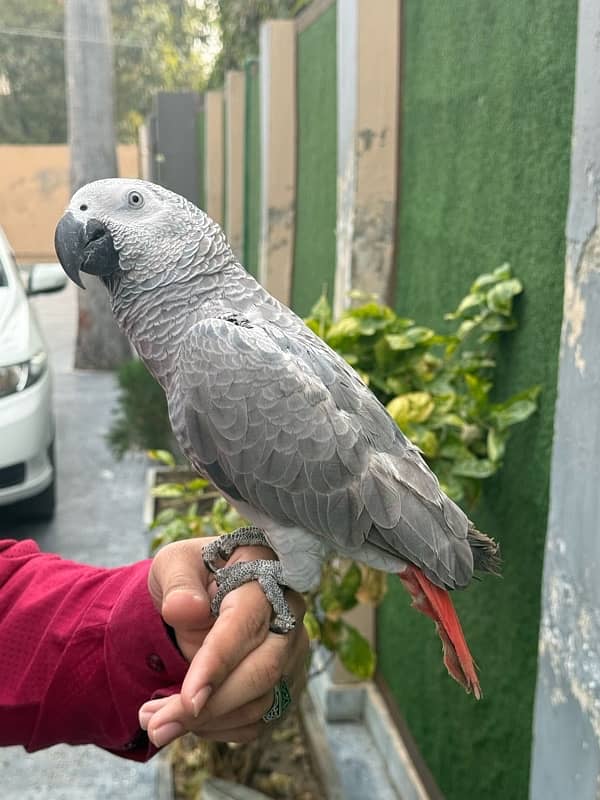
[[306, 263, 540, 505], [149, 467, 246, 553], [107, 360, 176, 459], [145, 265, 539, 678]]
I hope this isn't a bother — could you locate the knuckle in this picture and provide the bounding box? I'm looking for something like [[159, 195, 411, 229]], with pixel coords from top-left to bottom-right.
[[262, 654, 283, 688], [242, 603, 271, 642], [211, 647, 235, 681], [195, 643, 234, 690], [248, 655, 280, 697]]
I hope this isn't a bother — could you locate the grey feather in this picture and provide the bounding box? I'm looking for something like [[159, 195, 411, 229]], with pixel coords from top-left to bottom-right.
[[173, 317, 474, 588]]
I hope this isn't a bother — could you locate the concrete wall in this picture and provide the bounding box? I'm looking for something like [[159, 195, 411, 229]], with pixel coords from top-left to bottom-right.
[[530, 2, 600, 796], [0, 144, 139, 262]]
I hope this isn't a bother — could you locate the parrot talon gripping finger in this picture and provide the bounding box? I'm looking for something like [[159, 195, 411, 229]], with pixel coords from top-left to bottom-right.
[[211, 559, 296, 634], [202, 527, 270, 573]]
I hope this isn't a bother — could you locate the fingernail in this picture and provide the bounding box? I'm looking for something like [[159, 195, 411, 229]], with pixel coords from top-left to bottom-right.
[[149, 721, 184, 748], [138, 709, 153, 731], [191, 685, 213, 718]]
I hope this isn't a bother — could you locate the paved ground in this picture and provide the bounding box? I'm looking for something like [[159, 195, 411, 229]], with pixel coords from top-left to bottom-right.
[[0, 282, 160, 798]]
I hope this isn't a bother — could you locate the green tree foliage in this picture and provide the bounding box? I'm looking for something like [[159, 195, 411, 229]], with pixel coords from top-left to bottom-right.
[[0, 0, 66, 143], [208, 0, 311, 85], [112, 0, 215, 141], [0, 0, 214, 143]]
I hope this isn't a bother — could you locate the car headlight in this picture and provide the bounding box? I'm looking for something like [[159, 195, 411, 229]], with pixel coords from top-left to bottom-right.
[[0, 351, 47, 398]]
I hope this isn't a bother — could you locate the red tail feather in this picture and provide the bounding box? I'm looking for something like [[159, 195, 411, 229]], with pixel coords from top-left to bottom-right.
[[398, 566, 481, 699]]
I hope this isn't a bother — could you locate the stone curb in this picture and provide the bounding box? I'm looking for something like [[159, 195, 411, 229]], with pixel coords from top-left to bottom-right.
[[307, 650, 434, 800], [155, 749, 174, 800]]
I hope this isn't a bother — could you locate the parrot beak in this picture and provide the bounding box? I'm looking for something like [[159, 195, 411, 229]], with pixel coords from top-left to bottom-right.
[[54, 212, 120, 289]]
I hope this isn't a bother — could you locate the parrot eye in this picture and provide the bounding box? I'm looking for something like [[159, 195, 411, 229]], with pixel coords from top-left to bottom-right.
[[127, 190, 144, 209]]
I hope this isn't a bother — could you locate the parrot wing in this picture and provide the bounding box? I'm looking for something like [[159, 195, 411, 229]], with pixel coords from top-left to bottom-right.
[[171, 315, 473, 589]]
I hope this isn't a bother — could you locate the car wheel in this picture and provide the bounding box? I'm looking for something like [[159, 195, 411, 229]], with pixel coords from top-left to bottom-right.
[[27, 476, 56, 521]]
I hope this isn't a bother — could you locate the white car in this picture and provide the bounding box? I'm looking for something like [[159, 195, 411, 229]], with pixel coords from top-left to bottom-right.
[[0, 226, 66, 520]]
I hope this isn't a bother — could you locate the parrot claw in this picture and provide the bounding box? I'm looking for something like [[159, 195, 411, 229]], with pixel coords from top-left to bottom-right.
[[202, 527, 269, 573], [210, 559, 296, 634]]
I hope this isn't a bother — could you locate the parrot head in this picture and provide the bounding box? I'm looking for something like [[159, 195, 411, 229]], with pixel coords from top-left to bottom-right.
[[54, 178, 204, 291]]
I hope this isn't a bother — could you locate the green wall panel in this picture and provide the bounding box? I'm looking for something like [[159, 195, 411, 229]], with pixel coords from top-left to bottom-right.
[[378, 3, 577, 799], [291, 4, 337, 317], [243, 59, 260, 277]]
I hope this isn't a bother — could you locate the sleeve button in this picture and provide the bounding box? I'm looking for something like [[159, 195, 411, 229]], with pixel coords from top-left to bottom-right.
[[146, 653, 165, 672], [123, 730, 148, 751]]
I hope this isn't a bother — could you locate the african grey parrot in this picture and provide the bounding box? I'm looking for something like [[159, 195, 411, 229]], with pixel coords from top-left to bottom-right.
[[55, 179, 499, 698]]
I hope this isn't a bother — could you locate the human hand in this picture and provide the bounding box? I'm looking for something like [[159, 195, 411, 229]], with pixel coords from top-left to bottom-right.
[[143, 537, 309, 747]]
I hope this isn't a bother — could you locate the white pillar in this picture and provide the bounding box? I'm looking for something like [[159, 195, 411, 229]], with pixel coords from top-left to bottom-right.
[[205, 89, 224, 226], [225, 70, 245, 259], [258, 20, 297, 304], [334, 0, 401, 316]]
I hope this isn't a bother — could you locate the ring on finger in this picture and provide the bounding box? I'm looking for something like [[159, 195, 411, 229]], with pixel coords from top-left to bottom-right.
[[262, 676, 292, 723]]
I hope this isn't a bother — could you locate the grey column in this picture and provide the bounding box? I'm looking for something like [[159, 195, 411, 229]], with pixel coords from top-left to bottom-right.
[[530, 2, 600, 798]]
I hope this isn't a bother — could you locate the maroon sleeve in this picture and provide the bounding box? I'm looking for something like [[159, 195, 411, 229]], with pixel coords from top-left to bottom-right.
[[0, 539, 188, 761]]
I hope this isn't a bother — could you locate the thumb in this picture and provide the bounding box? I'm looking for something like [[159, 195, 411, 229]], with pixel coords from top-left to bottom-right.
[[148, 540, 215, 661]]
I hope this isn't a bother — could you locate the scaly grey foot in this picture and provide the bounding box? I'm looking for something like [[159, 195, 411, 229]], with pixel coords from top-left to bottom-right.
[[202, 527, 269, 574], [211, 559, 296, 634]]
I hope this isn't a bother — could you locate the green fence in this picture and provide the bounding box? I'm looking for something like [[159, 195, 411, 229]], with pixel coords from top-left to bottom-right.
[[290, 4, 337, 317], [378, 2, 577, 798], [243, 59, 261, 277]]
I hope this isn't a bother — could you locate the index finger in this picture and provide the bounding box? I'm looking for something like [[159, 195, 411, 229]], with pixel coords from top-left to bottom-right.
[[180, 577, 273, 717]]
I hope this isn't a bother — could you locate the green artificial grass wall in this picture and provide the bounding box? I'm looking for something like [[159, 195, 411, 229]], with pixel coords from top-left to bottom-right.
[[291, 4, 337, 317], [377, 3, 577, 799], [243, 59, 261, 277]]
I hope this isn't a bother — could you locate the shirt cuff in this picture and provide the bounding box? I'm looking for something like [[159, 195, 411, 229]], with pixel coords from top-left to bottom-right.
[[26, 558, 190, 761], [104, 559, 190, 760]]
